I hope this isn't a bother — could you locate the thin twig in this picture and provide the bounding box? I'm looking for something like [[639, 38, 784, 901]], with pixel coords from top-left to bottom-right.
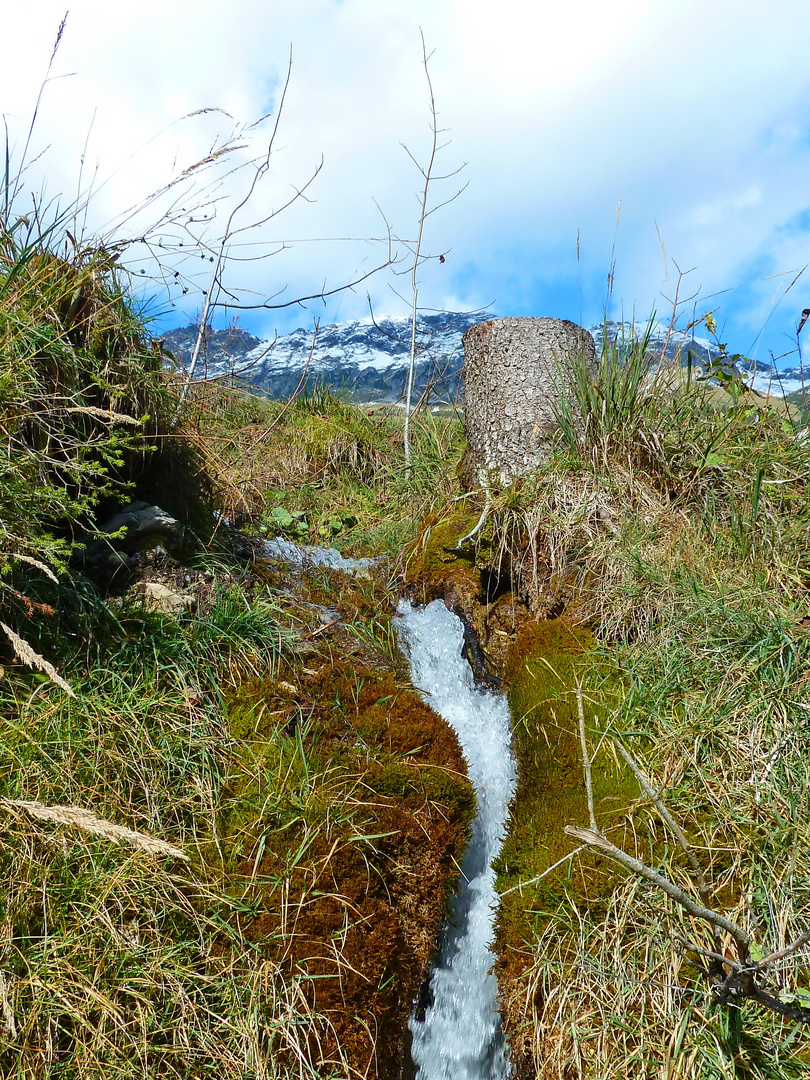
[[499, 846, 585, 896], [445, 496, 490, 552], [402, 31, 467, 467], [404, 32, 438, 468], [577, 680, 598, 833], [611, 735, 723, 960], [755, 931, 810, 970], [178, 50, 296, 410], [673, 934, 743, 972], [611, 738, 709, 904]]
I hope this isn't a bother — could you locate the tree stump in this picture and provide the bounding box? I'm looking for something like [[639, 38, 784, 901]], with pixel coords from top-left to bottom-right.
[[462, 317, 597, 486]]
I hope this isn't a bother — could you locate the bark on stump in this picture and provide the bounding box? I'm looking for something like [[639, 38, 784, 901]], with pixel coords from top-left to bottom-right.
[[462, 317, 597, 486]]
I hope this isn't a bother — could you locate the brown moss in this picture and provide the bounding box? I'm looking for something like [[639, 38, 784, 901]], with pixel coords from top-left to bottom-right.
[[221, 635, 475, 1079]]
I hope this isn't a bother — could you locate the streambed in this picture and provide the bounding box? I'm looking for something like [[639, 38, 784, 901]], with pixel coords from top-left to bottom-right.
[[396, 600, 517, 1080]]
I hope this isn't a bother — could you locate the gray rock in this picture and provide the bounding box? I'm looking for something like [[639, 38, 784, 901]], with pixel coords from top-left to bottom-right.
[[80, 545, 133, 579], [99, 502, 184, 548]]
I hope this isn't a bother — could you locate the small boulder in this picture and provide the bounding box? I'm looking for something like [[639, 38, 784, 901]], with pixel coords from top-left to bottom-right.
[[99, 502, 184, 549], [133, 582, 196, 616]]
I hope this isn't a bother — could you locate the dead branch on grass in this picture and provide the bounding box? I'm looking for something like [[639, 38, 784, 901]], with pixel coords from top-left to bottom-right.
[[566, 736, 810, 1024]]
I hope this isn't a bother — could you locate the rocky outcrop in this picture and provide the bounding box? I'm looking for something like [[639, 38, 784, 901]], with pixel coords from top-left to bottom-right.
[[79, 502, 184, 581], [98, 501, 184, 545], [132, 581, 196, 615]]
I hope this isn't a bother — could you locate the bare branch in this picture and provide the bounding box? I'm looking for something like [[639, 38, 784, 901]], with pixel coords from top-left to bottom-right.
[[610, 735, 725, 965], [750, 988, 810, 1023], [424, 180, 470, 219], [611, 738, 711, 907], [673, 934, 743, 972], [577, 682, 598, 833], [403, 29, 441, 468], [564, 825, 752, 957], [755, 931, 810, 971], [208, 256, 395, 311], [444, 497, 491, 553]]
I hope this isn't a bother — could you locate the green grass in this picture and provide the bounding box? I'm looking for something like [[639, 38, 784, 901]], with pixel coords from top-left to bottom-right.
[[182, 380, 465, 558], [0, 583, 310, 1079], [0, 212, 470, 1074], [8, 102, 810, 1076], [0, 564, 474, 1078]]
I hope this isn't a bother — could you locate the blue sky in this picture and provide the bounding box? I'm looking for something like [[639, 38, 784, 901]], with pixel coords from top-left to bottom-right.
[[5, 0, 810, 366]]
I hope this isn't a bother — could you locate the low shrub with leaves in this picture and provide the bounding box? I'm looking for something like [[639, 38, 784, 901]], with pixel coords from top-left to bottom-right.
[[0, 223, 176, 606]]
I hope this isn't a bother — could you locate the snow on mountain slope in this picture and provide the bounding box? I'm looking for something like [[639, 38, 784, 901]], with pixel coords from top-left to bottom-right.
[[163, 312, 481, 402], [163, 314, 807, 402]]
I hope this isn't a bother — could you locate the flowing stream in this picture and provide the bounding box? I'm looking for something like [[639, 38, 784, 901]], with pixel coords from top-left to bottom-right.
[[395, 600, 517, 1080], [261, 536, 378, 574]]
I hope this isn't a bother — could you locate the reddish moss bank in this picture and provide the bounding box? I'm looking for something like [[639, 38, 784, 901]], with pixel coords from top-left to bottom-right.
[[220, 567, 475, 1078]]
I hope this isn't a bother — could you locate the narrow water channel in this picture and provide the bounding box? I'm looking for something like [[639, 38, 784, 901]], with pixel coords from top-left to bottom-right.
[[395, 600, 517, 1080]]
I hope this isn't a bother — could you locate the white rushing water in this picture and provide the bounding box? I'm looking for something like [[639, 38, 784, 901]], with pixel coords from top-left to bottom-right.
[[395, 599, 517, 1080], [260, 536, 378, 574]]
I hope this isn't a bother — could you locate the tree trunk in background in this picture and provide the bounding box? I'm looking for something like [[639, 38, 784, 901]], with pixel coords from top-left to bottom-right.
[[462, 317, 597, 486]]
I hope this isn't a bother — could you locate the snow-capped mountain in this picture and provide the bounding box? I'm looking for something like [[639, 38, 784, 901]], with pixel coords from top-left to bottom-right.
[[162, 312, 481, 403], [162, 313, 809, 402]]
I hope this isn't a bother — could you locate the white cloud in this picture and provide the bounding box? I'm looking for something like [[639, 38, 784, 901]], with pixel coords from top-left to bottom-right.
[[2, 0, 810, 360]]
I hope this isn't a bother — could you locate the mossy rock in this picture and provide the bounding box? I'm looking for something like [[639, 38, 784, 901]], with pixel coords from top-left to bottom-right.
[[404, 508, 481, 599]]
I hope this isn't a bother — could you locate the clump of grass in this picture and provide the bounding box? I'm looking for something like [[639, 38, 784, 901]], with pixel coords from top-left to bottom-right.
[[0, 218, 219, 685], [506, 580, 810, 1078], [0, 580, 321, 1078], [182, 380, 464, 556], [553, 318, 660, 470], [0, 239, 170, 557]]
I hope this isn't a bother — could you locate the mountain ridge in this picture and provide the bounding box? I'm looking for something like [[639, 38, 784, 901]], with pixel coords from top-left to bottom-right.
[[162, 313, 809, 402]]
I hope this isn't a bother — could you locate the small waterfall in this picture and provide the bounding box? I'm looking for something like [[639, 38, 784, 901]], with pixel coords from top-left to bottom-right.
[[395, 600, 517, 1080]]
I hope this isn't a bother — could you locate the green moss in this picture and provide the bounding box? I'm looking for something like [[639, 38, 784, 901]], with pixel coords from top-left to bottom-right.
[[418, 510, 479, 570], [495, 619, 636, 956], [369, 761, 417, 798], [405, 508, 480, 592], [225, 674, 293, 742], [421, 767, 477, 822]]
